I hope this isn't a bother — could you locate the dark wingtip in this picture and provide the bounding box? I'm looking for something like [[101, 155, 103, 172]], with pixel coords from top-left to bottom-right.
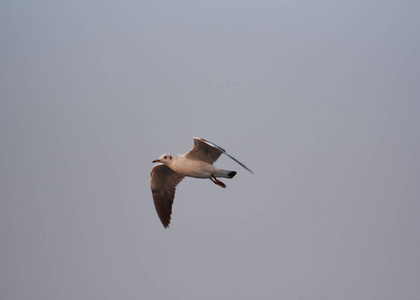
[[228, 171, 237, 179], [162, 219, 170, 228]]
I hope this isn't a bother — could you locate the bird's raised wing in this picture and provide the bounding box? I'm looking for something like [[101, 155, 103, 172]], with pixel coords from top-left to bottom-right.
[[185, 137, 253, 174], [185, 137, 223, 164], [150, 164, 185, 228]]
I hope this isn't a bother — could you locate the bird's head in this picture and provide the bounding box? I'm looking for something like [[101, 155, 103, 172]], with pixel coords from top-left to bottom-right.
[[152, 153, 174, 165]]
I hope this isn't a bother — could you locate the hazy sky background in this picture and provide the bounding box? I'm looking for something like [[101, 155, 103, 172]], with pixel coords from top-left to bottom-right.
[[1, 1, 419, 299]]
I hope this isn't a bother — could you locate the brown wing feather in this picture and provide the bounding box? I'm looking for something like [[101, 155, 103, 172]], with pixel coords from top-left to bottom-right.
[[150, 164, 184, 228], [185, 137, 254, 173], [184, 137, 223, 164]]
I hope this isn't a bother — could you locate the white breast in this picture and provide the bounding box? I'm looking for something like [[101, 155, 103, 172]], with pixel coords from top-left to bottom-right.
[[170, 155, 215, 178]]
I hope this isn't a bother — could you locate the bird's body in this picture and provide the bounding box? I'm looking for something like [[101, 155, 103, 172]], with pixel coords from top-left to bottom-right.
[[151, 137, 253, 228], [158, 154, 234, 178]]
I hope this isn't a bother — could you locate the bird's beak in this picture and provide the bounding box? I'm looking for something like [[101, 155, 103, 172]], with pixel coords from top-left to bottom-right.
[[152, 159, 161, 163]]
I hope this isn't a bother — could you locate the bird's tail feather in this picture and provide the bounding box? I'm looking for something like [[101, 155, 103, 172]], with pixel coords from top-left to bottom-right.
[[227, 171, 236, 178]]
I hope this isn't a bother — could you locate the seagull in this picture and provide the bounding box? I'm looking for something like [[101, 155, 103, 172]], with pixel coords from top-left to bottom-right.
[[151, 137, 253, 228]]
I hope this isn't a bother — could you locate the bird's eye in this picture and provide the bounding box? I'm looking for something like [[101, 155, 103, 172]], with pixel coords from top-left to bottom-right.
[[170, 156, 172, 160], [164, 156, 167, 159]]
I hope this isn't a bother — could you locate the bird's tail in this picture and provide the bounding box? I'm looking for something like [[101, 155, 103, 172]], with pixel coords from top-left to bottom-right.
[[214, 169, 237, 179], [227, 171, 237, 178]]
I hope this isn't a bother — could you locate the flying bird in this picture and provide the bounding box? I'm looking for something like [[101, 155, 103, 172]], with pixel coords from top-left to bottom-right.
[[151, 137, 253, 228]]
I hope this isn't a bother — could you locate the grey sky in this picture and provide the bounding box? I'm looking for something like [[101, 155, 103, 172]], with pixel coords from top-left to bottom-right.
[[1, 1, 419, 299]]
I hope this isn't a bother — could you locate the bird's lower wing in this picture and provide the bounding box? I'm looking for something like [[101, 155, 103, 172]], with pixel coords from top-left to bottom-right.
[[150, 164, 185, 228]]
